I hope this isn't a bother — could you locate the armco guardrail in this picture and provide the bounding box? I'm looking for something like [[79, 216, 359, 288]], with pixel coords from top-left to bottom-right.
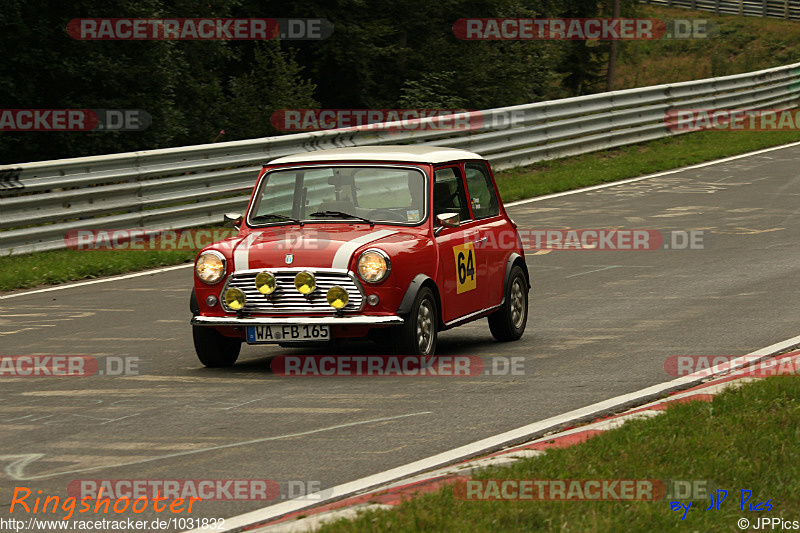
[[642, 0, 800, 19], [1, 61, 799, 255]]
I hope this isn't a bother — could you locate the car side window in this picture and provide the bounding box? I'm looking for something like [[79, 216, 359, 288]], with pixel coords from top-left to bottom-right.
[[464, 162, 500, 219], [433, 166, 470, 222]]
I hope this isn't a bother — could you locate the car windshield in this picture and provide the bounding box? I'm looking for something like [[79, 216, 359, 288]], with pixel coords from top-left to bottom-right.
[[249, 165, 427, 225]]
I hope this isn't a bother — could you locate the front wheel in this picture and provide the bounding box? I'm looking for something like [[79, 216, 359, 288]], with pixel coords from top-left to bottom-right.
[[193, 326, 241, 367], [392, 287, 438, 355], [488, 265, 528, 342]]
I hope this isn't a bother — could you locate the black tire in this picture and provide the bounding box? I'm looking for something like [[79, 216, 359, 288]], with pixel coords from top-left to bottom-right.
[[488, 265, 528, 342], [392, 287, 438, 356], [193, 326, 241, 367]]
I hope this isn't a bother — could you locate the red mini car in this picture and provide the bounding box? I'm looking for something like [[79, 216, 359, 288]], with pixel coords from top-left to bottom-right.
[[190, 146, 529, 366]]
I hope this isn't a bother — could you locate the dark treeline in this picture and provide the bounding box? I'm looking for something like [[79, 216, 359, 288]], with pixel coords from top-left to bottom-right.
[[0, 0, 636, 164]]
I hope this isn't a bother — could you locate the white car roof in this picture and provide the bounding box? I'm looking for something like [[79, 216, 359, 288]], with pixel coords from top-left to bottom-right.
[[269, 145, 485, 165]]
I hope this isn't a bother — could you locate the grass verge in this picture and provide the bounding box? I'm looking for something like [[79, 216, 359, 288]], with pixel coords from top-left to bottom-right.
[[0, 250, 197, 292], [316, 376, 800, 532], [617, 5, 800, 91], [494, 129, 800, 202], [3, 128, 800, 292]]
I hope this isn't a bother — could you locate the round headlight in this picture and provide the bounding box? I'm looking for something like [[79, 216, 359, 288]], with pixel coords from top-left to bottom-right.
[[223, 287, 246, 311], [196, 251, 226, 284], [294, 272, 316, 295], [326, 286, 349, 309], [357, 249, 390, 283], [255, 271, 276, 295]]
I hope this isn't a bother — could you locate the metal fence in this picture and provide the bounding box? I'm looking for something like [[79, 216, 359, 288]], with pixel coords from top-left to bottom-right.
[[2, 60, 799, 255], [642, 0, 800, 19]]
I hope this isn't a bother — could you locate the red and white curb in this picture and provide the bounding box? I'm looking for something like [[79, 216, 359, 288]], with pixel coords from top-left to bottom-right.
[[186, 335, 800, 533], [243, 349, 800, 532]]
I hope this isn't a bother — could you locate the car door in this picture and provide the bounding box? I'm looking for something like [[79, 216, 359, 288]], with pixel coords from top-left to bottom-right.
[[432, 165, 486, 324], [463, 160, 510, 307]]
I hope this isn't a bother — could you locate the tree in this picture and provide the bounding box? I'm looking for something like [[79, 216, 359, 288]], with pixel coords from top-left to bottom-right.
[[224, 41, 319, 139], [0, 0, 188, 163], [553, 0, 609, 96]]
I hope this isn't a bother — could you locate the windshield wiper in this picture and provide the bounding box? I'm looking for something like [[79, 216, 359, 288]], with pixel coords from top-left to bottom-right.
[[309, 210, 374, 226], [250, 213, 304, 226]]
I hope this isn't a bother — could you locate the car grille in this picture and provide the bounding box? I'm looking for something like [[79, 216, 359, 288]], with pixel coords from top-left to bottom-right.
[[222, 269, 365, 314]]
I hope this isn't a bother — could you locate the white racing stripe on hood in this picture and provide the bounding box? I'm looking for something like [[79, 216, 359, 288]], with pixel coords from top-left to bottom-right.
[[233, 232, 262, 271], [331, 230, 398, 269]]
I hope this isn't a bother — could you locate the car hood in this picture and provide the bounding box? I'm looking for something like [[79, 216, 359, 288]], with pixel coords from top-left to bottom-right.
[[227, 225, 418, 271]]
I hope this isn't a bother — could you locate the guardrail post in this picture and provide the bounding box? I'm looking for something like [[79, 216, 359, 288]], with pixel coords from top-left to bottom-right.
[[786, 0, 790, 18], [715, 0, 721, 14], [739, 0, 745, 14], [763, 0, 768, 16]]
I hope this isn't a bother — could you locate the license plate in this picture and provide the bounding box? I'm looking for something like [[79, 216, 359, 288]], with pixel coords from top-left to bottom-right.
[[246, 324, 330, 344]]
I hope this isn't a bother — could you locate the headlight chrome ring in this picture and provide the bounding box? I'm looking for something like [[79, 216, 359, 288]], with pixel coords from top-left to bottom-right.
[[195, 250, 227, 284], [357, 249, 391, 283]]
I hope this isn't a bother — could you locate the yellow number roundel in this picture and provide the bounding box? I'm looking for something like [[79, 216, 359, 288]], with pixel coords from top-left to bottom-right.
[[453, 243, 476, 294]]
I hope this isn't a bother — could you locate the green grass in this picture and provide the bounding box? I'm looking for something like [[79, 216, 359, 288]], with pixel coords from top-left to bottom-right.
[[3, 128, 800, 292], [0, 249, 197, 291], [494, 129, 800, 203], [616, 5, 800, 91], [316, 376, 800, 532]]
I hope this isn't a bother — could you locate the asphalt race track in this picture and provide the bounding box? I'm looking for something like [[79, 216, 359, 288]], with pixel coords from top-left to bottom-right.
[[2, 145, 800, 530]]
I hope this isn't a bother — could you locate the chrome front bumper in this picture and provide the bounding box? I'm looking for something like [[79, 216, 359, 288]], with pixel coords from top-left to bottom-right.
[[191, 315, 404, 327]]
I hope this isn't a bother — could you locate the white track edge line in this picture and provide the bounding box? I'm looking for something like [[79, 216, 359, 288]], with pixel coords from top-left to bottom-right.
[[0, 263, 193, 300], [504, 139, 800, 207], [9, 139, 800, 299], [191, 333, 800, 533]]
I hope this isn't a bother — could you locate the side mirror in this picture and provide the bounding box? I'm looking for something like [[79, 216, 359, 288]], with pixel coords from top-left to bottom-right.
[[223, 212, 243, 229], [437, 212, 460, 228], [434, 212, 460, 236]]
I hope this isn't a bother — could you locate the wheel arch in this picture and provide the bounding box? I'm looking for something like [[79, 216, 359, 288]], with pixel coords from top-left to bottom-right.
[[396, 274, 444, 329], [505, 253, 530, 296]]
